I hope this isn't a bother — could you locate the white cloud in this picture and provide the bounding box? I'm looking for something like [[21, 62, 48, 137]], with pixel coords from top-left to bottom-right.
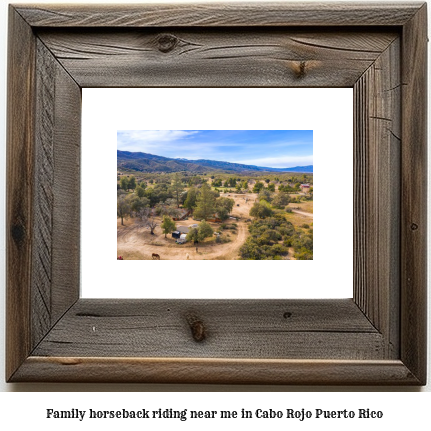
[[233, 155, 313, 168], [117, 130, 198, 152]]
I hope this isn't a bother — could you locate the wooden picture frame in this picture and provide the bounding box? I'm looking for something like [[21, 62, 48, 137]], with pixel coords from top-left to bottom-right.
[[6, 2, 427, 385]]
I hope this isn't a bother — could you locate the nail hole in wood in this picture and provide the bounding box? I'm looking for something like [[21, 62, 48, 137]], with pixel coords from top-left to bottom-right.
[[283, 312, 292, 319], [411, 223, 418, 230]]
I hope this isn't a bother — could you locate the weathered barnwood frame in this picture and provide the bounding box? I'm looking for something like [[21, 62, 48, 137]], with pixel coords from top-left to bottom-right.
[[6, 2, 427, 384]]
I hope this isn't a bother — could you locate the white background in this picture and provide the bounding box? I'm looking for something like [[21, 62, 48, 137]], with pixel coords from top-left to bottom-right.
[[0, 0, 430, 424], [81, 87, 353, 299]]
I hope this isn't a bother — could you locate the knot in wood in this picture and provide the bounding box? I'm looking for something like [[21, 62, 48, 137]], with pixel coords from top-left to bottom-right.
[[157, 34, 178, 53], [295, 61, 307, 79], [11, 222, 25, 245], [186, 315, 206, 342]]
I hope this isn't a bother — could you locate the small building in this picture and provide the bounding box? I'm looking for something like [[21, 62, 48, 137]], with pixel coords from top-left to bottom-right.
[[300, 183, 311, 193], [177, 226, 190, 234], [172, 225, 190, 239], [207, 214, 222, 223], [172, 208, 191, 221]]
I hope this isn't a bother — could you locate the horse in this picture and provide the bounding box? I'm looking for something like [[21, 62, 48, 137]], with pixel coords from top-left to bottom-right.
[[152, 253, 160, 260]]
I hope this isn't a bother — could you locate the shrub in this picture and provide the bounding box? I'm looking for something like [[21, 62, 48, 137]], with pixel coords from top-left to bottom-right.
[[271, 244, 289, 255], [294, 248, 313, 260], [239, 239, 264, 259], [216, 235, 231, 244]]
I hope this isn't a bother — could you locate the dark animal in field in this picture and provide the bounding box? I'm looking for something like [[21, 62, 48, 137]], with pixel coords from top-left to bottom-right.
[[152, 253, 160, 260]]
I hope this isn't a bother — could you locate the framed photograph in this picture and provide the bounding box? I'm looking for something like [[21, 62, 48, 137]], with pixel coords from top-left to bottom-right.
[[82, 87, 353, 300], [6, 2, 427, 384]]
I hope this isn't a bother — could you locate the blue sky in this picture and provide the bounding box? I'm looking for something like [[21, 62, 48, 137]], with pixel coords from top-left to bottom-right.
[[117, 130, 312, 168]]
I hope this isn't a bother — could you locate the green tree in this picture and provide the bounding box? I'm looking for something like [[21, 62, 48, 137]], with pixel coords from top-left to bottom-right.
[[161, 215, 176, 238], [169, 173, 184, 208], [128, 176, 136, 190], [186, 227, 199, 243], [253, 181, 264, 193], [144, 187, 159, 207], [239, 239, 264, 260], [197, 220, 214, 240], [187, 221, 214, 242], [250, 200, 274, 219], [258, 188, 272, 203], [184, 187, 199, 213], [194, 183, 216, 221], [117, 194, 131, 225], [228, 177, 236, 187], [120, 177, 129, 192], [216, 197, 235, 214], [189, 176, 203, 186], [135, 185, 146, 198], [267, 183, 276, 192], [215, 206, 229, 221], [130, 196, 149, 215], [272, 192, 291, 208]]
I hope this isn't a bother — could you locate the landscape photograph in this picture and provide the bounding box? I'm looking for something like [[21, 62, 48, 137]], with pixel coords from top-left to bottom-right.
[[117, 130, 313, 260]]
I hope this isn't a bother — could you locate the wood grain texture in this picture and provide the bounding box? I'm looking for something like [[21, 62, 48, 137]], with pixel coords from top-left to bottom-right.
[[12, 357, 420, 385], [6, 2, 427, 385], [6, 8, 36, 381], [32, 40, 56, 347], [400, 3, 428, 384], [353, 38, 401, 359], [15, 2, 423, 27], [50, 53, 81, 324], [32, 299, 384, 360], [37, 29, 398, 88], [31, 39, 81, 348]]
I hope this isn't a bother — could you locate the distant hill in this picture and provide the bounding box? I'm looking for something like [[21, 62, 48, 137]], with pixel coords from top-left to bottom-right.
[[117, 150, 313, 174]]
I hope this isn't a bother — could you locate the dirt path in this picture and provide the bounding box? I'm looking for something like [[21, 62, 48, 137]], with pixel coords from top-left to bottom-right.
[[291, 209, 313, 218], [117, 192, 256, 260], [117, 192, 313, 260]]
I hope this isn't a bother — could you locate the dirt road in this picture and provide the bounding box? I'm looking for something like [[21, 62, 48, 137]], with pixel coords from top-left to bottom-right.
[[291, 209, 313, 218], [117, 192, 256, 260]]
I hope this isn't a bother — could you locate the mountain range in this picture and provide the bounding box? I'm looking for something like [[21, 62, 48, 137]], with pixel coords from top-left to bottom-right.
[[117, 150, 313, 174]]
